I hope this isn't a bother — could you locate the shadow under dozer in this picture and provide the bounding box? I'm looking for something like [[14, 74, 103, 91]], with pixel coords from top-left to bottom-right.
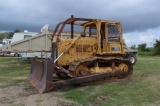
[[28, 58, 133, 93]]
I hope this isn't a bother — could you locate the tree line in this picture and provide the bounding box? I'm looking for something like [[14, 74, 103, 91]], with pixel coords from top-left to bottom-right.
[[130, 39, 160, 55], [0, 29, 22, 41]]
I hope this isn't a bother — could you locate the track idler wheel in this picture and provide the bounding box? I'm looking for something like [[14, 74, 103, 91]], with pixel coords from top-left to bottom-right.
[[76, 65, 90, 77], [118, 63, 128, 72]]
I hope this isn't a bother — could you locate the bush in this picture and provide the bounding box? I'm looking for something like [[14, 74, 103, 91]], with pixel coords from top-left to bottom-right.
[[138, 51, 154, 56]]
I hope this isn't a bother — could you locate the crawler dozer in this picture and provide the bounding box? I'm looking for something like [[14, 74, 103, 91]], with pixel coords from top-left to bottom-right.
[[29, 16, 133, 93]]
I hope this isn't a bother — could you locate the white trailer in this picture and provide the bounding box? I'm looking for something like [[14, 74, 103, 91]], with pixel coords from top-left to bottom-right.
[[0, 30, 78, 58], [0, 31, 38, 57], [0, 30, 50, 58]]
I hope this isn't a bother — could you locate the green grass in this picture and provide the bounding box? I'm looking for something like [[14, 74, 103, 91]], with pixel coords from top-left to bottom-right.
[[0, 57, 30, 87], [0, 56, 160, 106], [62, 56, 160, 106]]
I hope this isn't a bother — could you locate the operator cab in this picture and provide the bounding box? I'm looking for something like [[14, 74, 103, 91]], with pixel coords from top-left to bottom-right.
[[83, 21, 124, 55]]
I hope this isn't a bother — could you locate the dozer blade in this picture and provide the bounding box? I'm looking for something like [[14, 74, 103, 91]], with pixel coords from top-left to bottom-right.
[[28, 59, 54, 93]]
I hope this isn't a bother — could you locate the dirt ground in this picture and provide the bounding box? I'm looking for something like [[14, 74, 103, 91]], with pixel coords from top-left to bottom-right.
[[0, 79, 80, 106]]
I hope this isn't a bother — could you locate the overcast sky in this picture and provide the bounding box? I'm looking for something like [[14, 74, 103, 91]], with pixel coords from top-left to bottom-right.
[[0, 0, 160, 47]]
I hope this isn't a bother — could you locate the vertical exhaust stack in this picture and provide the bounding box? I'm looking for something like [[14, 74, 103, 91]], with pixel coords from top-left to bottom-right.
[[71, 15, 74, 39]]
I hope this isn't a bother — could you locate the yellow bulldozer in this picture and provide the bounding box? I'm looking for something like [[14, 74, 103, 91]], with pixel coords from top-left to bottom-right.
[[29, 15, 133, 93]]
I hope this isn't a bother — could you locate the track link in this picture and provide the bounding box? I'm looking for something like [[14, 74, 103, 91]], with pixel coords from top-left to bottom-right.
[[68, 57, 133, 85]]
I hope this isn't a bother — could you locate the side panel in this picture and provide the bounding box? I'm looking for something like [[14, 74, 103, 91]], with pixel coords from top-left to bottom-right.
[[0, 32, 52, 53], [57, 38, 97, 66], [11, 34, 51, 52], [107, 43, 123, 53]]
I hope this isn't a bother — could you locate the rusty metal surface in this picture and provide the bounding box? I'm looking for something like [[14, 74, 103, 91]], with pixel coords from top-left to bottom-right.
[[71, 15, 74, 39], [51, 16, 95, 40], [28, 59, 54, 93], [49, 72, 113, 90], [76, 45, 83, 52]]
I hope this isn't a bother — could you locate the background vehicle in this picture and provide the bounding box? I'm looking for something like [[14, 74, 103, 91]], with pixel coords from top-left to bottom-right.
[[29, 16, 133, 93], [124, 45, 138, 65], [0, 39, 11, 56]]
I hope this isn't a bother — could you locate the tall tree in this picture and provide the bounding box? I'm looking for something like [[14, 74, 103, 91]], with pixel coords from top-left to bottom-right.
[[153, 39, 160, 55], [0, 33, 9, 40], [1, 29, 23, 39], [14, 29, 22, 33], [138, 43, 147, 52], [130, 45, 136, 49]]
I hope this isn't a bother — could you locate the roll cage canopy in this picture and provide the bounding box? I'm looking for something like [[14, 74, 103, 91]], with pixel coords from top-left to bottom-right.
[[51, 15, 120, 40]]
